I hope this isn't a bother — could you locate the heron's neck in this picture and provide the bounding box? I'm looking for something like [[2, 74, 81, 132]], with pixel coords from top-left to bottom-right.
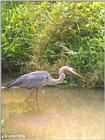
[[48, 68, 65, 85]]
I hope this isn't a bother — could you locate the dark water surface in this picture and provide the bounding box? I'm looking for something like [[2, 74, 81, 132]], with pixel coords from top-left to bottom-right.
[[2, 79, 104, 139]]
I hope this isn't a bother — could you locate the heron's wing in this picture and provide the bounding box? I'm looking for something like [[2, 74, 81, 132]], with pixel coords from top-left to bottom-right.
[[26, 71, 49, 80], [7, 71, 50, 88], [21, 71, 49, 88]]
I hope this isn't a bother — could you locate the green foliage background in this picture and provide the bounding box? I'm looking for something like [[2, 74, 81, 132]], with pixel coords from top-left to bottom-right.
[[2, 1, 104, 87]]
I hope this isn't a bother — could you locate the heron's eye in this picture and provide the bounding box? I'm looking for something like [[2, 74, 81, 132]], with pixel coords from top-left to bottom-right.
[[73, 68, 76, 71]]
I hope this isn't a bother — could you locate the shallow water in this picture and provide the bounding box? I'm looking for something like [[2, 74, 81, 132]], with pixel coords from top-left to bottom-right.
[[1, 79, 104, 139]]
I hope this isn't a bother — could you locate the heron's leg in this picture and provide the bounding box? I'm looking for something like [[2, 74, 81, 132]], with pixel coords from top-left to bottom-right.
[[35, 88, 40, 110], [25, 88, 34, 102], [35, 88, 39, 103]]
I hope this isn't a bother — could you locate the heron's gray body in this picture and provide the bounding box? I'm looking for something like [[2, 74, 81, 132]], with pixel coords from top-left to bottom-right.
[[7, 66, 84, 90], [8, 71, 51, 89]]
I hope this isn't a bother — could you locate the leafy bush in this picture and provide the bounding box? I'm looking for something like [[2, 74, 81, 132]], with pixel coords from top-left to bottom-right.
[[2, 2, 104, 87]]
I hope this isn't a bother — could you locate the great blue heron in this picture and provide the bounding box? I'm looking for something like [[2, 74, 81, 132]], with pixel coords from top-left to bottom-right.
[[7, 66, 85, 107]]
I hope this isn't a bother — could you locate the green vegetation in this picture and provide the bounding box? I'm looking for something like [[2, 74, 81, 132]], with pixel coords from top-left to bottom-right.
[[2, 1, 104, 87]]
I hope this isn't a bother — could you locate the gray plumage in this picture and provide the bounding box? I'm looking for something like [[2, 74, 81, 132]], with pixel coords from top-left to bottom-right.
[[7, 71, 50, 89]]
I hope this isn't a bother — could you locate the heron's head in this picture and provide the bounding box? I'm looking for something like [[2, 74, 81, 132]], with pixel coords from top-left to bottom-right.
[[62, 66, 85, 80]]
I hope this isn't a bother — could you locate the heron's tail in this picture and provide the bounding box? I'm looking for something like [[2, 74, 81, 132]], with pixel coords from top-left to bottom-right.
[[7, 80, 16, 88]]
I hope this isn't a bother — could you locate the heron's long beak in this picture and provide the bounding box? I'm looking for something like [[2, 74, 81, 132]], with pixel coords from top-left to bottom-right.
[[72, 71, 85, 80]]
